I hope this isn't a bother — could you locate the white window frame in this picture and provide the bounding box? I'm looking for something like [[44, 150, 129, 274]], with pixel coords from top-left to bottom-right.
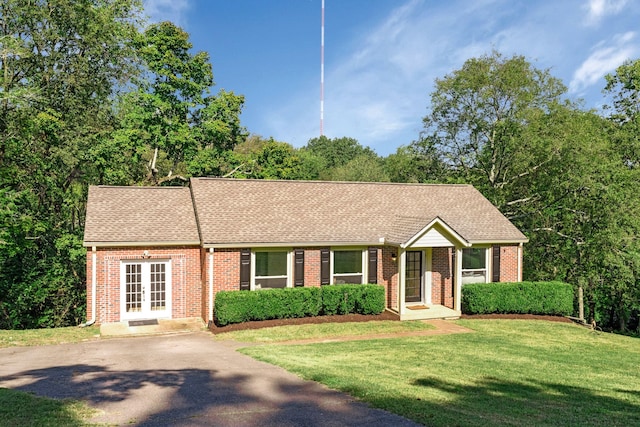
[[331, 248, 367, 285], [251, 248, 292, 290], [461, 247, 489, 285]]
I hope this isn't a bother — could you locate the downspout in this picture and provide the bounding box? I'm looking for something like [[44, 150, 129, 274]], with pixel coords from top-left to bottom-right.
[[209, 248, 214, 324], [81, 246, 97, 327]]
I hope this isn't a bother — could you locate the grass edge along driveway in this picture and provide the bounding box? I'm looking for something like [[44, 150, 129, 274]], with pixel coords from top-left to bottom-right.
[[240, 320, 640, 427]]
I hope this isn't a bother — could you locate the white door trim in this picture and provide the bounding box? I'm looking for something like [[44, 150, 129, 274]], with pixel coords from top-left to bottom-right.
[[120, 260, 172, 321]]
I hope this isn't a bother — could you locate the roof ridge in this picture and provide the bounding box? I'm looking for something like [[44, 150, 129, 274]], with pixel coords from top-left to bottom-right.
[[94, 185, 188, 190], [190, 177, 472, 187]]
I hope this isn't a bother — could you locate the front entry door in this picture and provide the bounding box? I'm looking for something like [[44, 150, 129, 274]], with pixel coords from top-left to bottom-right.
[[405, 251, 423, 303], [121, 260, 171, 320]]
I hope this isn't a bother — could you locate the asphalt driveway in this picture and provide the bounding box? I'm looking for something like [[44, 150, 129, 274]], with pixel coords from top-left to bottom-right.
[[0, 332, 420, 426]]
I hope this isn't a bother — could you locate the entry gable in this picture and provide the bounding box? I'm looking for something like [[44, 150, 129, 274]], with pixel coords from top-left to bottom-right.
[[403, 217, 469, 249]]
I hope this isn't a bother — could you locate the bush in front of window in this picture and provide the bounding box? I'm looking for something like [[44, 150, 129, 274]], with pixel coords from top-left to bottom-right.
[[214, 284, 386, 326], [321, 284, 385, 316], [214, 287, 322, 326], [461, 281, 573, 316]]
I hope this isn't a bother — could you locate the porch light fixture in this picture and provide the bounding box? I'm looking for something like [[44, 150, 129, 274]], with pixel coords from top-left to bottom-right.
[[391, 253, 397, 263], [142, 250, 151, 259]]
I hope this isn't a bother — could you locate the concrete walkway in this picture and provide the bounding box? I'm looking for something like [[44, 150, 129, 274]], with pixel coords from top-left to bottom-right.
[[0, 331, 422, 426]]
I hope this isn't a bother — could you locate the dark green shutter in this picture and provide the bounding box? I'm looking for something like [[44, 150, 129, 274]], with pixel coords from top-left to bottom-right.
[[240, 249, 251, 290], [367, 247, 378, 284], [492, 245, 501, 282], [320, 248, 330, 285], [294, 249, 305, 287]]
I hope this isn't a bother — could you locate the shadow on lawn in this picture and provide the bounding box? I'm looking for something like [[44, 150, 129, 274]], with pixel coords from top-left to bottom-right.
[[398, 376, 640, 426]]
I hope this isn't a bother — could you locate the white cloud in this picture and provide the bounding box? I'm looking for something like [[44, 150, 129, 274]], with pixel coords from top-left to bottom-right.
[[584, 0, 628, 25], [570, 32, 639, 93], [143, 0, 190, 26], [261, 0, 640, 154]]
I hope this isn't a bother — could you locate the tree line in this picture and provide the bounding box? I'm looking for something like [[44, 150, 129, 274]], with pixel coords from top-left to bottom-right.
[[1, 0, 639, 332]]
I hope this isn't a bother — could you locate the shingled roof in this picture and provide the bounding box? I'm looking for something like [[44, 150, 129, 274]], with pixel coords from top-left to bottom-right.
[[83, 179, 528, 247], [83, 186, 200, 246], [189, 178, 528, 247]]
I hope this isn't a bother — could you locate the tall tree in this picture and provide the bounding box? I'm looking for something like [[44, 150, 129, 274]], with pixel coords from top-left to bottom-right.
[[604, 58, 640, 168], [0, 0, 142, 328], [414, 51, 640, 331], [111, 21, 247, 185], [418, 51, 568, 206], [302, 136, 378, 180]]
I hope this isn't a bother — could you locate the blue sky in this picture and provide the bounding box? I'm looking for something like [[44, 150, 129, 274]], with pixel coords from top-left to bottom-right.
[[143, 0, 640, 156]]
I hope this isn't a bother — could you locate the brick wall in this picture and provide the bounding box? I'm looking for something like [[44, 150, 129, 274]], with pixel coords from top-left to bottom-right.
[[497, 244, 520, 282], [380, 246, 399, 310], [201, 246, 400, 319], [301, 247, 321, 287], [431, 247, 454, 308], [86, 246, 202, 324]]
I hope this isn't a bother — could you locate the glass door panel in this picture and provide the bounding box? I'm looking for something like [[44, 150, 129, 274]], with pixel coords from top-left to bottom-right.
[[405, 251, 423, 303]]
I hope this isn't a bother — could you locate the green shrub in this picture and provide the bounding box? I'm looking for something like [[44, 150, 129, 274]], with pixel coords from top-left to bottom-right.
[[462, 281, 574, 316], [355, 285, 386, 314], [214, 287, 322, 326], [321, 284, 385, 315], [214, 284, 385, 326]]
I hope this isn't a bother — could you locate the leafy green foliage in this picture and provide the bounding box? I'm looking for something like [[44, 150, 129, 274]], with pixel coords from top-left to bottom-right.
[[0, 0, 142, 329], [214, 287, 322, 326], [321, 285, 385, 316], [112, 21, 247, 185], [301, 136, 381, 181], [214, 285, 384, 326], [0, 5, 252, 329], [406, 50, 640, 332], [461, 282, 574, 315]]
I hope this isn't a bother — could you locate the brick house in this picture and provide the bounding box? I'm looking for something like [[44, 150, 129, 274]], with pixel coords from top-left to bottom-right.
[[83, 178, 528, 325]]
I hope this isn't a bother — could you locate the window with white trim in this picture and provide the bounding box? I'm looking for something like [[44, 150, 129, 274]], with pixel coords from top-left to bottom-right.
[[332, 249, 365, 284], [462, 248, 487, 285], [253, 250, 289, 289]]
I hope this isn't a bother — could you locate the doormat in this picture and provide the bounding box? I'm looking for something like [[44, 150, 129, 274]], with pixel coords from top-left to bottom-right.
[[407, 305, 429, 310], [128, 319, 159, 327]]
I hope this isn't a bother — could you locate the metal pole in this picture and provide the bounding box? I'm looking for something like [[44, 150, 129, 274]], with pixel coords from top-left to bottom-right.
[[320, 0, 325, 136]]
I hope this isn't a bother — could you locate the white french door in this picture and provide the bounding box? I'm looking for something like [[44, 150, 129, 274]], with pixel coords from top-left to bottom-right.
[[120, 260, 171, 320]]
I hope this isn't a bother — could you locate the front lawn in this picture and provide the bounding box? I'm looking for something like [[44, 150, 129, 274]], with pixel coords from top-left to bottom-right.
[[0, 389, 98, 427], [0, 326, 100, 348], [214, 320, 435, 343], [241, 320, 640, 426]]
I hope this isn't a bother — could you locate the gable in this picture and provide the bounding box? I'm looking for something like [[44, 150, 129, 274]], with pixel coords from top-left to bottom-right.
[[407, 222, 463, 248]]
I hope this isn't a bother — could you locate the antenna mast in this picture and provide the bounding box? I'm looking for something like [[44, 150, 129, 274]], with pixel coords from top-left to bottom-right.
[[320, 0, 325, 136]]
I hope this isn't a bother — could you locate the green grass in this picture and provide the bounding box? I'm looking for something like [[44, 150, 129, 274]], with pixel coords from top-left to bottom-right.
[[214, 320, 435, 342], [0, 388, 98, 426], [0, 326, 100, 348], [241, 320, 640, 426]]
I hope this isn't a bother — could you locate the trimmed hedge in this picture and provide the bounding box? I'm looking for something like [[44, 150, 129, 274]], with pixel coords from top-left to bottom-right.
[[322, 284, 386, 315], [214, 284, 385, 326], [461, 281, 573, 316]]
